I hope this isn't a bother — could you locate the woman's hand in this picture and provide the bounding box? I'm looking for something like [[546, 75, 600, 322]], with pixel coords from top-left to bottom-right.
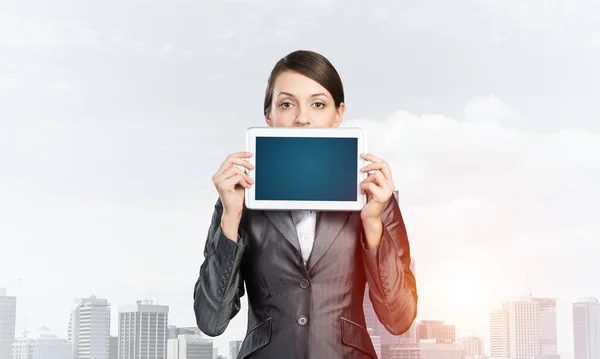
[[359, 153, 395, 248], [212, 152, 254, 240], [359, 153, 395, 221]]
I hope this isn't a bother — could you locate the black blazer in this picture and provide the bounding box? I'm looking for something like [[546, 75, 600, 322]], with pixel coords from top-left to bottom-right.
[[193, 195, 418, 358]]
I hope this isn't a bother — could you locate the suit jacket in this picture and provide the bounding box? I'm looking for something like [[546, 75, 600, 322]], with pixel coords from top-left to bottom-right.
[[193, 195, 418, 358]]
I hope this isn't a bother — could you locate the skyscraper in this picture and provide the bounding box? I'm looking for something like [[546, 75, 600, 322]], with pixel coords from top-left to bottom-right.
[[489, 298, 542, 359], [118, 299, 168, 359], [416, 320, 456, 344], [458, 335, 484, 359], [229, 340, 242, 359], [68, 296, 111, 359], [0, 288, 17, 359], [167, 334, 212, 359], [489, 309, 509, 359], [533, 297, 558, 358], [508, 299, 540, 359], [109, 336, 118, 359], [573, 297, 600, 359]]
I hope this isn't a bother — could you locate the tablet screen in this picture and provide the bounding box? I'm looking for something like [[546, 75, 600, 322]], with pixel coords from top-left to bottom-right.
[[255, 136, 357, 201]]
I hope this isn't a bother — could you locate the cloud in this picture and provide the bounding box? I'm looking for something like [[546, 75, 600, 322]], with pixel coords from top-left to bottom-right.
[[464, 94, 523, 126], [476, 0, 597, 31], [582, 31, 600, 48], [0, 71, 23, 89], [220, 0, 338, 9], [344, 95, 599, 343], [0, 12, 65, 50], [345, 97, 599, 245]]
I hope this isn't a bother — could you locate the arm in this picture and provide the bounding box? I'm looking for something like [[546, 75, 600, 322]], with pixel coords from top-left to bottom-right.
[[361, 195, 418, 335], [193, 197, 247, 336]]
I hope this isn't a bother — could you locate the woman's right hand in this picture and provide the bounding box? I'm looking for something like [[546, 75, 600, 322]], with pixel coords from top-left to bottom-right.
[[212, 152, 254, 240]]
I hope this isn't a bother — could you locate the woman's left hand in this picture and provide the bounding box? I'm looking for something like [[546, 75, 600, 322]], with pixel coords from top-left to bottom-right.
[[359, 153, 394, 221]]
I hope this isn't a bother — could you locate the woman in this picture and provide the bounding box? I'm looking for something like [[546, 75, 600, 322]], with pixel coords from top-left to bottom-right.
[[193, 50, 417, 359]]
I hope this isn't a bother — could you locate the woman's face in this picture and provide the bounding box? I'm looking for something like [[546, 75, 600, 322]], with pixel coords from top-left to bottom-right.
[[266, 71, 345, 128]]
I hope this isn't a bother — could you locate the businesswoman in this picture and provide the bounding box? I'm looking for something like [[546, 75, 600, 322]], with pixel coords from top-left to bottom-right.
[[193, 50, 417, 359]]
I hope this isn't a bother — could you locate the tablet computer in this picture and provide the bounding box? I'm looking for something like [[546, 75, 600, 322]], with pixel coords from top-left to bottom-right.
[[245, 126, 367, 211]]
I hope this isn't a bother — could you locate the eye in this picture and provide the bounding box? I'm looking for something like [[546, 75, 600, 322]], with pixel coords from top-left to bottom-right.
[[313, 102, 325, 109], [279, 101, 294, 108]]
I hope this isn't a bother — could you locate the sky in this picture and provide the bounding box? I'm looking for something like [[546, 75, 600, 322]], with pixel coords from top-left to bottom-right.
[[1, 0, 599, 357]]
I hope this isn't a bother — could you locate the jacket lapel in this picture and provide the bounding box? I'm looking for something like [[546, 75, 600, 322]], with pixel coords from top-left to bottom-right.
[[262, 210, 301, 255], [306, 211, 352, 271]]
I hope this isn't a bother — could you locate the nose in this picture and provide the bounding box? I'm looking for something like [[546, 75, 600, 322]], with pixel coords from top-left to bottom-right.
[[294, 105, 311, 126]]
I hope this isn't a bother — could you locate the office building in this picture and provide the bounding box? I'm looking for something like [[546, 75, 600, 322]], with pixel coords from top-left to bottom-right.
[[167, 334, 212, 359], [11, 326, 72, 359], [416, 320, 456, 344], [68, 296, 111, 359], [0, 288, 17, 359], [109, 336, 117, 359], [459, 335, 484, 359], [388, 343, 419, 359], [419, 339, 464, 359], [573, 297, 600, 359], [388, 340, 463, 359], [229, 340, 242, 359], [490, 309, 509, 359], [118, 299, 168, 359], [534, 297, 558, 358], [489, 298, 541, 359]]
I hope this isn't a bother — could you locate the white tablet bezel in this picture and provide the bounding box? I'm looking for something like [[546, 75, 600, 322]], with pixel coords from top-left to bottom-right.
[[244, 126, 367, 211]]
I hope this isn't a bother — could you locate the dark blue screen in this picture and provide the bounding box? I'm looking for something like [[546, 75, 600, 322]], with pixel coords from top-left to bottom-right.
[[255, 137, 357, 201]]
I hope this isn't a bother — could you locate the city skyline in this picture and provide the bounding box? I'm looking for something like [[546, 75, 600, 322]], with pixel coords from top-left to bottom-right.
[[2, 0, 599, 358], [2, 288, 598, 359]]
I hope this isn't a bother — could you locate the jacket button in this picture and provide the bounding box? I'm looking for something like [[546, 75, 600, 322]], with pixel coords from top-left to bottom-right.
[[297, 315, 308, 326], [299, 279, 310, 289]]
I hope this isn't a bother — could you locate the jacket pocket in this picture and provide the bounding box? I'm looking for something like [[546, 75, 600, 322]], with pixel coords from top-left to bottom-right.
[[237, 317, 272, 359], [340, 317, 377, 359]]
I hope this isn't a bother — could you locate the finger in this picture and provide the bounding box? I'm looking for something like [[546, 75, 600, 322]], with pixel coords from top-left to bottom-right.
[[360, 170, 388, 186], [360, 182, 386, 200], [361, 153, 384, 163], [230, 151, 253, 158], [360, 173, 390, 196], [360, 174, 378, 185], [360, 162, 393, 181], [216, 166, 254, 185], [220, 174, 251, 190], [371, 170, 391, 192], [227, 167, 254, 185], [216, 152, 253, 172], [214, 154, 254, 178], [360, 181, 374, 196]]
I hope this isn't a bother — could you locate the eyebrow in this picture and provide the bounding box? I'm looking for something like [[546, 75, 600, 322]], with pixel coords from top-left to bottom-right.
[[276, 92, 329, 98]]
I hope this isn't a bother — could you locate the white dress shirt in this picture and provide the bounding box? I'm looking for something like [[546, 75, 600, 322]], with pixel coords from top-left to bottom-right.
[[291, 210, 317, 265]]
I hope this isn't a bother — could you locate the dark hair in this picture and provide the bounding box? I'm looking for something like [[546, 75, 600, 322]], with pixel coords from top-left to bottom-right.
[[263, 50, 345, 116]]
